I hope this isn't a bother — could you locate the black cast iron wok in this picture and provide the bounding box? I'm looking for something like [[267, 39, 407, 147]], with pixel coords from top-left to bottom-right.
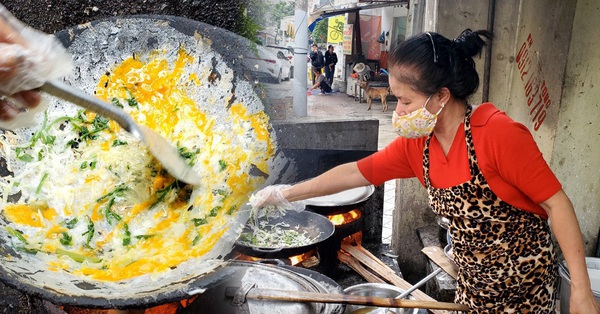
[[0, 15, 290, 309], [235, 211, 335, 259]]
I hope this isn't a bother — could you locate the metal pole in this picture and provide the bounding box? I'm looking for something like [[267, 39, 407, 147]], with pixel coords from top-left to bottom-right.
[[353, 10, 362, 56], [293, 0, 309, 117], [482, 0, 495, 102], [397, 268, 443, 299]]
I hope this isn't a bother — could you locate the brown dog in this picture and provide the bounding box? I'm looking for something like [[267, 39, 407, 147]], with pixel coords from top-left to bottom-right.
[[359, 81, 390, 112]]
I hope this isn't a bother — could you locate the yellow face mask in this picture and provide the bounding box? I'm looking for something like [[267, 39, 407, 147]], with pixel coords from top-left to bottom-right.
[[392, 95, 444, 139]]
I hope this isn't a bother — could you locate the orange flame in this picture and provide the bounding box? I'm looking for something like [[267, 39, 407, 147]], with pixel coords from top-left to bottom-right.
[[326, 209, 362, 226]]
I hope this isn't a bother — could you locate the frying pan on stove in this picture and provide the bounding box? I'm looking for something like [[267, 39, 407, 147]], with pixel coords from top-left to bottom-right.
[[235, 211, 335, 259], [0, 15, 292, 309]]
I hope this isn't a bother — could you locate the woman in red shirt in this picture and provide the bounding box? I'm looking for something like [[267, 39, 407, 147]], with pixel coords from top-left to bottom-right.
[[252, 29, 599, 313]]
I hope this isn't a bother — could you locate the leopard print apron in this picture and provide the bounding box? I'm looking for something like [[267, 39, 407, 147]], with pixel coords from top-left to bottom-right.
[[423, 105, 557, 313]]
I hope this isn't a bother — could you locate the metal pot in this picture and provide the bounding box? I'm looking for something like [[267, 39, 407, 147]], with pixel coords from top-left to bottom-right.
[[184, 260, 344, 314], [444, 231, 454, 261], [0, 15, 282, 309], [235, 211, 335, 259], [343, 283, 419, 314], [436, 216, 451, 245], [305, 186, 375, 215], [558, 257, 600, 313]]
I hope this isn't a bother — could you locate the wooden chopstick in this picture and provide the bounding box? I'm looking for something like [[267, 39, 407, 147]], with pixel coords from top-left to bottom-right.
[[338, 251, 386, 284], [421, 246, 458, 279]]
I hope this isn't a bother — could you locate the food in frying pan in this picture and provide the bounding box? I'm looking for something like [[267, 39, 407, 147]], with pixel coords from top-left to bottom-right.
[[0, 48, 274, 281], [238, 218, 321, 249]]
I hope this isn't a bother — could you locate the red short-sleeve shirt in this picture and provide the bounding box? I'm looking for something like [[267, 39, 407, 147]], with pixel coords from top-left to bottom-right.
[[356, 103, 561, 218]]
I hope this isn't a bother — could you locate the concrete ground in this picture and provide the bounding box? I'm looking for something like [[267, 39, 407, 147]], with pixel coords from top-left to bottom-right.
[[4, 0, 247, 35]]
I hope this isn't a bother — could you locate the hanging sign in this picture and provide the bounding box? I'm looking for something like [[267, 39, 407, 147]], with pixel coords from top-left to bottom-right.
[[342, 24, 353, 55], [328, 15, 345, 44], [360, 15, 382, 60]]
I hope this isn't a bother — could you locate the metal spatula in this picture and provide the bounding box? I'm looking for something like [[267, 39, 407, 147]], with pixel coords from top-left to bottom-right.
[[40, 79, 202, 186]]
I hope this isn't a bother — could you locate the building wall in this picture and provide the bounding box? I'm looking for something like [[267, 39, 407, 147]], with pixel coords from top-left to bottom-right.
[[393, 0, 600, 283], [489, 1, 577, 160], [486, 0, 600, 256], [362, 5, 408, 52], [550, 0, 600, 254]]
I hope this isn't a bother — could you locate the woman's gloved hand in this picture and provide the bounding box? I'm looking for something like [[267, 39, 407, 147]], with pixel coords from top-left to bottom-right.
[[0, 4, 72, 127], [249, 184, 305, 218]]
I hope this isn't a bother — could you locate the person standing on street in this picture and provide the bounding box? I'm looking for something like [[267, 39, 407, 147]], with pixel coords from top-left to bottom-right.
[[324, 45, 338, 85], [308, 43, 324, 85]]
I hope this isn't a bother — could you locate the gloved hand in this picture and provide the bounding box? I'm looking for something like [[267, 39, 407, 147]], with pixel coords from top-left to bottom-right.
[[249, 184, 305, 218], [0, 4, 72, 128]]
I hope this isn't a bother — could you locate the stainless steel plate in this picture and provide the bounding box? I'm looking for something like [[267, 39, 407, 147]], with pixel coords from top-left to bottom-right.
[[304, 185, 375, 207]]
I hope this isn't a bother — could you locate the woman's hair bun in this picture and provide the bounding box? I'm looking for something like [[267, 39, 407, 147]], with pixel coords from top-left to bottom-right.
[[453, 29, 493, 58]]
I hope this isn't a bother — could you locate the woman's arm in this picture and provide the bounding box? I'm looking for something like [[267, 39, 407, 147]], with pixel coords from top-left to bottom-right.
[[540, 190, 600, 313], [284, 162, 371, 202], [249, 162, 372, 210]]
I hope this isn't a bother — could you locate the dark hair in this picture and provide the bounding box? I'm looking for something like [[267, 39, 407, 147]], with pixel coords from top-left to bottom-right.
[[328, 45, 333, 49], [312, 43, 318, 48], [387, 29, 492, 100]]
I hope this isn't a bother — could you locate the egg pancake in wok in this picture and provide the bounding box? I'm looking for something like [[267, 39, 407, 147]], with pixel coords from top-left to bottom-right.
[[0, 47, 274, 281]]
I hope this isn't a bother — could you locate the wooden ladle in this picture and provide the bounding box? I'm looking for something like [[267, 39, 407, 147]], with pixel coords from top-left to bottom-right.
[[225, 286, 469, 312]]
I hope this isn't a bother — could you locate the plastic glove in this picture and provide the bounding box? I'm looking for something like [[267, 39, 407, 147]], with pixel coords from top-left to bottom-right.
[[249, 184, 305, 218], [0, 4, 72, 128]]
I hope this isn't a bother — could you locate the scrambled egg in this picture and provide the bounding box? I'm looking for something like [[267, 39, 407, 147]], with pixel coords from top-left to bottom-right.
[[0, 48, 274, 281]]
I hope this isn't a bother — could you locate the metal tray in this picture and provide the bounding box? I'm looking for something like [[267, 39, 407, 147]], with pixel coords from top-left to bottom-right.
[[304, 185, 375, 207]]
